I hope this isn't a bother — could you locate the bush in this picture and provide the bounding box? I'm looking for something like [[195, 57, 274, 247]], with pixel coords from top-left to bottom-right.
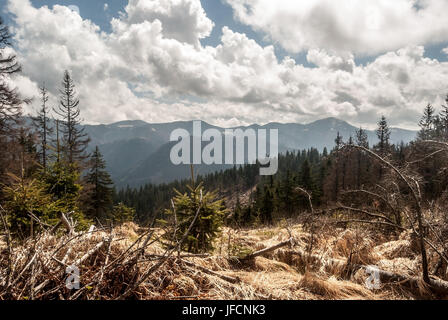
[[40, 161, 91, 231], [2, 161, 95, 238], [164, 182, 226, 253], [2, 173, 55, 238], [112, 203, 135, 224]]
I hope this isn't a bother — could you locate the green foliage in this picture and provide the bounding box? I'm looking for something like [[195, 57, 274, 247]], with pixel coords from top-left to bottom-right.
[[165, 182, 226, 253], [228, 242, 253, 259], [2, 173, 54, 237], [375, 115, 391, 154], [40, 161, 91, 231], [418, 103, 436, 141], [111, 203, 135, 224], [259, 185, 273, 224], [41, 161, 81, 210], [85, 146, 114, 221], [1, 161, 92, 237]]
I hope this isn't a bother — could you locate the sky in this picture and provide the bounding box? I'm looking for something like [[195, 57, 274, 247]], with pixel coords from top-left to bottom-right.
[[2, 0, 448, 130]]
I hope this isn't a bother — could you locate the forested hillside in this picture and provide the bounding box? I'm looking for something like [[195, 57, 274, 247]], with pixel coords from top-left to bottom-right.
[[115, 108, 446, 226], [85, 118, 416, 187]]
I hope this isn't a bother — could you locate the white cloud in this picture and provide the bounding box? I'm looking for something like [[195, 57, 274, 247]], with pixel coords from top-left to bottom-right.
[[225, 0, 448, 56], [121, 0, 214, 48], [6, 0, 448, 130], [307, 49, 355, 73]]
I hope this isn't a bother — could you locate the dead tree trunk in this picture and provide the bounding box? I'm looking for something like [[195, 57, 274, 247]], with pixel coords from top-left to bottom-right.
[[343, 145, 430, 284]]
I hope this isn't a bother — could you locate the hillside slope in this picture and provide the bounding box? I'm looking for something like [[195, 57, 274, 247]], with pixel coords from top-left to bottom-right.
[[82, 118, 416, 187]]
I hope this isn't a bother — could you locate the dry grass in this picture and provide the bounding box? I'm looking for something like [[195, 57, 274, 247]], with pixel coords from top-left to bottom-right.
[[298, 273, 377, 300], [0, 218, 435, 300]]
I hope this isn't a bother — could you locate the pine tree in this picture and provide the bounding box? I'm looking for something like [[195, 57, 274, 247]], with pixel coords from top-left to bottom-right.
[[164, 181, 226, 253], [2, 171, 53, 238], [355, 127, 369, 148], [85, 146, 114, 221], [18, 127, 39, 177], [55, 70, 90, 166], [300, 159, 313, 191], [418, 104, 436, 141], [355, 127, 369, 188], [348, 136, 354, 145], [334, 132, 343, 151], [32, 84, 53, 170], [42, 161, 81, 212], [279, 169, 294, 215], [439, 96, 448, 141], [331, 132, 344, 200], [0, 18, 25, 178], [41, 160, 91, 231], [0, 17, 22, 134], [112, 203, 135, 224], [260, 185, 273, 224], [375, 116, 391, 155]]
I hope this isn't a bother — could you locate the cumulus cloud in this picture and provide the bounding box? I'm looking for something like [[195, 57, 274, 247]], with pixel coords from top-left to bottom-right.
[[307, 49, 355, 73], [225, 0, 448, 55], [5, 0, 448, 130], [121, 0, 214, 47]]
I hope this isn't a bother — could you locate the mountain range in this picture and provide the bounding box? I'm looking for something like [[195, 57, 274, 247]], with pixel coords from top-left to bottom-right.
[[80, 118, 417, 188]]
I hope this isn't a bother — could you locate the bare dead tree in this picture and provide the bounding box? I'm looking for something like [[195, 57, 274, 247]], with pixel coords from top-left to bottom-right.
[[340, 144, 431, 284], [0, 18, 29, 178], [54, 70, 90, 166], [32, 84, 53, 170]]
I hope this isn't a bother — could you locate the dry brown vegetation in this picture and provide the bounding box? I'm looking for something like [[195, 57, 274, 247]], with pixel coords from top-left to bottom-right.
[[2, 217, 447, 300]]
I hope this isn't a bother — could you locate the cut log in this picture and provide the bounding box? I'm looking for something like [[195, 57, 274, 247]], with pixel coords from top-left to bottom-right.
[[242, 237, 293, 261]]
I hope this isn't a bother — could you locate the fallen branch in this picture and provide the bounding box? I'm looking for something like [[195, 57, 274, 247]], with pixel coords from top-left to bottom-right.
[[291, 248, 448, 295], [343, 144, 430, 283], [182, 259, 240, 284], [330, 205, 398, 226], [74, 240, 105, 266], [242, 237, 293, 261], [60, 212, 74, 234]]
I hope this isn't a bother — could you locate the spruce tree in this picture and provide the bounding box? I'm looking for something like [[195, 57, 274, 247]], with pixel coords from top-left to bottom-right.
[[0, 17, 22, 134], [418, 104, 436, 141], [279, 169, 294, 215], [375, 116, 391, 155], [355, 127, 369, 188], [164, 181, 226, 253], [440, 95, 448, 141], [55, 70, 90, 166], [300, 159, 313, 191], [0, 18, 25, 178], [32, 84, 53, 170], [355, 127, 369, 148], [334, 132, 343, 151], [260, 185, 273, 224], [86, 146, 114, 221]]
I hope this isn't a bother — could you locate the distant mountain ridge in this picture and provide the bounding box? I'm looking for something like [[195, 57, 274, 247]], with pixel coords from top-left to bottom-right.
[[80, 117, 417, 188]]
